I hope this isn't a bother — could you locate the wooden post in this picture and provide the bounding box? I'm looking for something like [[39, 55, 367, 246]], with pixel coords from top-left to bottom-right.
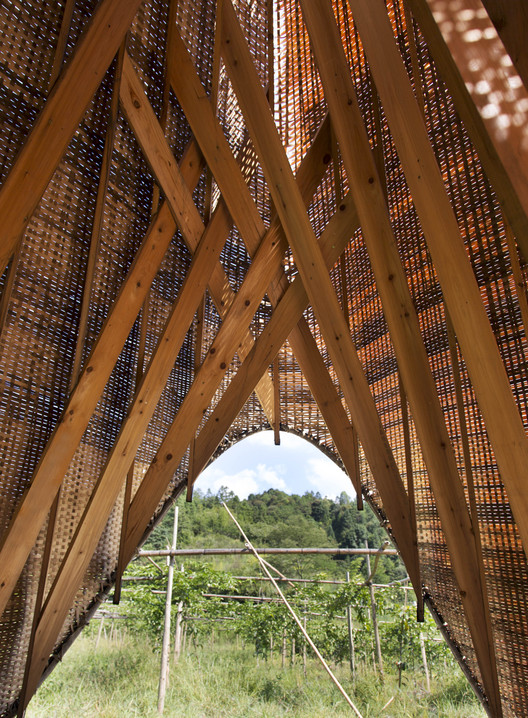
[[173, 600, 183, 663], [157, 505, 179, 714], [303, 613, 307, 677], [346, 571, 356, 680], [282, 630, 286, 669], [291, 636, 296, 666], [420, 633, 430, 692], [95, 616, 105, 650], [365, 542, 383, 680]]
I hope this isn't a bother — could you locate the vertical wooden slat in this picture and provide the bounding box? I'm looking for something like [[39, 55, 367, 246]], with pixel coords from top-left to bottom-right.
[[47, 0, 77, 91], [398, 376, 423, 621], [71, 41, 126, 385], [114, 0, 179, 598]]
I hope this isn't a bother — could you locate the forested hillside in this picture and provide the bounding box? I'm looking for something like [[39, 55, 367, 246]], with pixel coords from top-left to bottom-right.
[[144, 488, 406, 583]]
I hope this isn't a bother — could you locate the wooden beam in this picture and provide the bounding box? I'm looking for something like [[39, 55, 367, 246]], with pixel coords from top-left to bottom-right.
[[334, 0, 502, 711], [356, 0, 528, 557], [0, 141, 203, 620], [219, 0, 421, 595], [120, 52, 276, 425], [23, 182, 290, 698], [48, 0, 77, 91], [21, 199, 229, 703], [191, 194, 360, 483], [71, 41, 126, 388], [0, 0, 144, 276], [272, 357, 281, 444], [168, 30, 363, 497], [405, 0, 528, 262], [121, 236, 293, 563], [126, 44, 363, 499], [19, 39, 128, 712]]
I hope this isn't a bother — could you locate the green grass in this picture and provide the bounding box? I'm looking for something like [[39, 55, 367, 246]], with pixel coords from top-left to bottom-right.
[[26, 632, 486, 717]]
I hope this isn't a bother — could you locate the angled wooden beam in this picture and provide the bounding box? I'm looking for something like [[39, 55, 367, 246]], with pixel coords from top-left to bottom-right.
[[21, 198, 229, 703], [314, 0, 500, 711], [71, 41, 126, 386], [0, 0, 144, 275], [355, 0, 528, 563], [219, 0, 421, 595], [48, 0, 76, 91], [168, 29, 362, 496], [121, 238, 293, 563], [23, 186, 289, 699], [405, 0, 528, 261], [191, 193, 360, 482], [119, 52, 275, 425], [19, 39, 128, 713], [0, 140, 203, 620]]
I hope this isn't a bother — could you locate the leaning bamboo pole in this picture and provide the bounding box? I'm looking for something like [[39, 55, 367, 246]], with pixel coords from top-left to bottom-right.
[[157, 505, 178, 714], [221, 502, 364, 718]]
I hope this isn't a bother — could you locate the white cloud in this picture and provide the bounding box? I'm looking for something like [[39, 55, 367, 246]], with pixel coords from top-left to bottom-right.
[[196, 462, 287, 499], [305, 456, 355, 500]]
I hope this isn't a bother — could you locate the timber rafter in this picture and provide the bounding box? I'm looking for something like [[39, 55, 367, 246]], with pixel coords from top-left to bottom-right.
[[0, 1, 526, 716]]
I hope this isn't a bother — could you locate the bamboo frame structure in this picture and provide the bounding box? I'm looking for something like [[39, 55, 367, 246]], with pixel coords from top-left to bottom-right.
[[0, 1, 527, 715]]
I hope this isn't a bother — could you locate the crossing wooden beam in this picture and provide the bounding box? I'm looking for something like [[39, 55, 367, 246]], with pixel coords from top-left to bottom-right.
[[19, 102, 342, 694], [0, 135, 206, 620], [0, 0, 144, 276], [23, 179, 294, 699], [219, 0, 421, 596], [120, 52, 276, 424], [358, 0, 528, 565], [168, 29, 362, 494], [21, 185, 231, 704], [191, 193, 359, 482], [308, 0, 501, 711]]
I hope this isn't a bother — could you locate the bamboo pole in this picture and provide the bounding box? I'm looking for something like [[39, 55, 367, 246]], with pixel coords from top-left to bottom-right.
[[303, 607, 307, 677], [221, 502, 364, 717], [346, 571, 356, 680], [420, 632, 430, 692], [365, 542, 383, 681], [137, 547, 396, 557], [174, 598, 183, 662], [157, 505, 179, 714]]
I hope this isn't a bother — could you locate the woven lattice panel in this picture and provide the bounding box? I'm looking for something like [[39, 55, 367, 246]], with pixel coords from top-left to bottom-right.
[[0, 0, 526, 716]]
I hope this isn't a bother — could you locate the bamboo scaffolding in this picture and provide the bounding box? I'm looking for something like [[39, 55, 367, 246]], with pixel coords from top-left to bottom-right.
[[137, 547, 397, 557]]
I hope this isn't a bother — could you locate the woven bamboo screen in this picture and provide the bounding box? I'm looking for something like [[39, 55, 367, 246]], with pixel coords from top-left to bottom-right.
[[0, 0, 527, 715]]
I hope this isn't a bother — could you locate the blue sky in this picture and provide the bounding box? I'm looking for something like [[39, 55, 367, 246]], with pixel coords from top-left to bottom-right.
[[195, 430, 355, 501]]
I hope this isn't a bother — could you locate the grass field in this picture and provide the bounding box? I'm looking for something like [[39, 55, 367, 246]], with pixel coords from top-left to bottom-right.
[[26, 630, 486, 717]]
